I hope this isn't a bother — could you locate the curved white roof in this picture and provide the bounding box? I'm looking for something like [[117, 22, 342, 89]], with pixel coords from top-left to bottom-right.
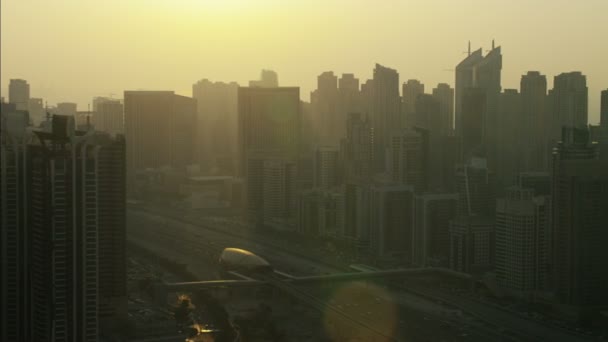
[[220, 248, 270, 268]]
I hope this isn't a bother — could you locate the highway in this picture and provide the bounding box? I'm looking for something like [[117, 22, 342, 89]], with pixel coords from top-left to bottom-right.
[[128, 207, 591, 341]]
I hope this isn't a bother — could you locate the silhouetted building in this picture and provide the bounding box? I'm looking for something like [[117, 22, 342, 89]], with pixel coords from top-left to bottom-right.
[[28, 97, 45, 125], [402, 79, 424, 127], [414, 94, 441, 132], [249, 69, 279, 88], [313, 146, 340, 189], [549, 72, 588, 143], [455, 48, 483, 135], [124, 91, 196, 186], [56, 102, 77, 116], [517, 171, 551, 196], [495, 187, 551, 298], [92, 97, 124, 136], [1, 109, 31, 342], [455, 43, 502, 170], [262, 159, 297, 230], [460, 87, 486, 159], [341, 113, 373, 183], [8, 79, 30, 111], [455, 157, 495, 216], [311, 71, 340, 145], [370, 185, 415, 261], [414, 95, 443, 190], [389, 129, 427, 192], [337, 73, 362, 141], [238, 87, 300, 226], [297, 188, 343, 238], [521, 71, 548, 171], [439, 135, 462, 191], [14, 115, 127, 342], [192, 79, 239, 173], [343, 183, 371, 251], [449, 215, 494, 274], [413, 193, 458, 267], [551, 127, 608, 308], [497, 89, 522, 185], [372, 64, 401, 172], [432, 83, 454, 135]]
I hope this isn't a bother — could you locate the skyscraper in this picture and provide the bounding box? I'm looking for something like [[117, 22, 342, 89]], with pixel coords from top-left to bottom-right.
[[520, 71, 548, 171], [249, 69, 279, 88], [56, 102, 77, 116], [496, 89, 522, 184], [8, 79, 30, 111], [18, 115, 127, 342], [262, 159, 297, 229], [413, 193, 458, 267], [461, 87, 486, 159], [28, 97, 45, 125], [372, 64, 401, 171], [413, 95, 443, 190], [337, 73, 361, 141], [343, 183, 371, 251], [495, 187, 551, 297], [551, 127, 608, 308], [311, 71, 340, 145], [402, 79, 424, 128], [124, 91, 196, 186], [432, 83, 454, 135], [313, 146, 340, 189], [238, 87, 300, 226], [1, 109, 31, 342], [341, 112, 373, 183], [92, 97, 124, 136], [192, 79, 239, 173], [413, 94, 441, 133], [455, 157, 495, 217], [454, 43, 502, 169], [370, 185, 415, 261], [237, 87, 300, 175], [455, 48, 483, 135], [449, 215, 494, 274], [389, 128, 427, 192], [549, 72, 588, 142]]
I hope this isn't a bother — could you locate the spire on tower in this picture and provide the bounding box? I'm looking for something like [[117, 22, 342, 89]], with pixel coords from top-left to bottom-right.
[[468, 41, 471, 56], [492, 39, 495, 50]]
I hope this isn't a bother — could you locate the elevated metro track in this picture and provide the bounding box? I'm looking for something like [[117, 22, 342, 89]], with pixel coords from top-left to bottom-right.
[[162, 267, 471, 292]]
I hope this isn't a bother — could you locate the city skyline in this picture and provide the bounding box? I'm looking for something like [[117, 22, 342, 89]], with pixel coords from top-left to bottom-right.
[[2, 2, 608, 341], [1, 0, 607, 123]]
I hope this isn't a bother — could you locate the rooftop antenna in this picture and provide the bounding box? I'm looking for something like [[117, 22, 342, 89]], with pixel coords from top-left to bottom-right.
[[462, 41, 471, 55]]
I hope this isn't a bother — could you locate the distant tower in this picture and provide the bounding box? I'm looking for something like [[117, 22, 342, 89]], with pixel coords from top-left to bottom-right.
[[454, 49, 483, 136], [249, 69, 279, 88], [372, 64, 401, 171], [431, 83, 455, 135], [8, 79, 30, 111], [402, 79, 425, 127], [549, 72, 588, 140], [521, 71, 548, 171]]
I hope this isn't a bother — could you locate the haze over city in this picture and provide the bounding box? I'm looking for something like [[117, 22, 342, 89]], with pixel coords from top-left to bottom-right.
[[1, 0, 607, 122], [2, 1, 608, 341]]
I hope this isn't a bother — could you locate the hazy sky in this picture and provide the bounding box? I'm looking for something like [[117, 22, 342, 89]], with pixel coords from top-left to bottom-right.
[[1, 0, 607, 123]]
